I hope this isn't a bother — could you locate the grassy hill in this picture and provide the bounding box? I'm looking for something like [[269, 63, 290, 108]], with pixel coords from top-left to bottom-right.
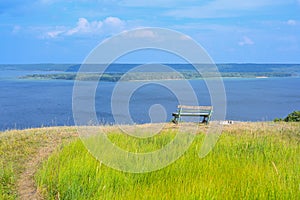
[[1, 122, 299, 199]]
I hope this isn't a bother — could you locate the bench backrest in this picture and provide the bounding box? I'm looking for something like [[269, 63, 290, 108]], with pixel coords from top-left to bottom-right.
[[177, 105, 213, 113]]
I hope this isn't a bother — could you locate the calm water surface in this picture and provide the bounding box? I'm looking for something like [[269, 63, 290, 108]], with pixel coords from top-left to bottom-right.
[[0, 69, 299, 131]]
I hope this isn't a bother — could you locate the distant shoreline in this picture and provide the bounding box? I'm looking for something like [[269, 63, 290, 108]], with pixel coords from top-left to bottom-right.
[[19, 71, 297, 82], [0, 63, 298, 81]]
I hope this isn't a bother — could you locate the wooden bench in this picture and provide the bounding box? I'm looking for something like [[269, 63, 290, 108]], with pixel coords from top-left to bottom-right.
[[172, 105, 213, 124]]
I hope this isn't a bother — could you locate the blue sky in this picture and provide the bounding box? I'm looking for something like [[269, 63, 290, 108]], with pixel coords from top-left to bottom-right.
[[1, 0, 300, 63]]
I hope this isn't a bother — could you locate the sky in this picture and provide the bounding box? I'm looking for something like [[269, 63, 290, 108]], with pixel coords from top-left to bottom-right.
[[0, 0, 300, 64]]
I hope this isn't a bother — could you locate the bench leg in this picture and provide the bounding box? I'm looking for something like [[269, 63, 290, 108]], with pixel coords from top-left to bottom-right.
[[207, 114, 212, 124], [172, 118, 178, 124], [172, 115, 181, 124], [202, 117, 208, 124], [172, 116, 178, 124]]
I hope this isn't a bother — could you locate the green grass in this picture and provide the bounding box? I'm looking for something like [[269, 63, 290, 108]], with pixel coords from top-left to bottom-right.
[[0, 127, 76, 200], [35, 123, 300, 200]]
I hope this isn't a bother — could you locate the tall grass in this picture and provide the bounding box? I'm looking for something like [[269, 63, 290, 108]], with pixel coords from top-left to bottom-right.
[[36, 122, 300, 200], [0, 127, 76, 199]]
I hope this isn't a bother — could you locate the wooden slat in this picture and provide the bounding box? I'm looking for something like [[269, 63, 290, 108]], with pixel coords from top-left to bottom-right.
[[173, 112, 209, 115], [178, 105, 212, 110], [179, 113, 209, 116]]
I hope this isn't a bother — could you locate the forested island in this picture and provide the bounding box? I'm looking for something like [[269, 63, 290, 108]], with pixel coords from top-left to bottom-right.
[[20, 71, 296, 81], [17, 63, 300, 81]]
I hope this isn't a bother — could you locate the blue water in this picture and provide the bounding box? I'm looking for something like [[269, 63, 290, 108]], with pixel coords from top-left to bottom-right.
[[0, 68, 300, 131]]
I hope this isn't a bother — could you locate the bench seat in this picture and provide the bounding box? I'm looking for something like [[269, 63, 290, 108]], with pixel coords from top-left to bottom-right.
[[172, 105, 213, 124], [172, 112, 210, 116]]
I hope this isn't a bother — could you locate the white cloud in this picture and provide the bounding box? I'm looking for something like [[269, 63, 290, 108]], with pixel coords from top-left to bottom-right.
[[239, 36, 254, 46], [102, 17, 126, 33], [104, 17, 124, 27], [287, 19, 297, 26], [47, 30, 65, 38], [33, 26, 67, 39], [45, 17, 125, 38], [66, 18, 103, 36]]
